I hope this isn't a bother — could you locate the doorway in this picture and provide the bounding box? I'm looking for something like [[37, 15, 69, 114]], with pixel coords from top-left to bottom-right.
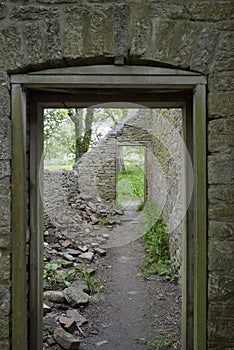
[[11, 65, 207, 350]]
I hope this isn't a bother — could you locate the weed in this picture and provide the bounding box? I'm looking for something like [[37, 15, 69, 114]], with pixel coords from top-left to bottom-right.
[[137, 201, 145, 212], [139, 334, 176, 349], [140, 202, 179, 282], [117, 164, 144, 201], [43, 259, 104, 292]]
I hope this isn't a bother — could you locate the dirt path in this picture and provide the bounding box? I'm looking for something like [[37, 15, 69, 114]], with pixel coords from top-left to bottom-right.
[[80, 202, 181, 350]]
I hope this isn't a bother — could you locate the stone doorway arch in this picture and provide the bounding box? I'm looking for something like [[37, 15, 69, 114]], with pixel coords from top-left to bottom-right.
[[11, 65, 207, 350]]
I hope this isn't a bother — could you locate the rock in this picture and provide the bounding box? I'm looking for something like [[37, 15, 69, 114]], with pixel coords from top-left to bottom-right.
[[45, 235, 59, 244], [77, 245, 89, 253], [71, 280, 89, 292], [60, 252, 76, 262], [93, 247, 107, 257], [67, 309, 88, 326], [63, 287, 89, 308], [44, 291, 64, 303], [102, 233, 110, 240], [79, 252, 94, 263], [43, 302, 51, 315], [44, 315, 59, 334], [54, 327, 81, 349], [59, 316, 76, 333], [66, 249, 81, 257], [61, 239, 72, 248], [96, 340, 109, 346]]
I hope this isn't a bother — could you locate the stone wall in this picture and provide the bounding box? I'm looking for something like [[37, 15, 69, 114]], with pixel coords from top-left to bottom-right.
[[0, 1, 233, 349], [74, 109, 152, 201], [44, 170, 79, 228], [74, 108, 183, 270]]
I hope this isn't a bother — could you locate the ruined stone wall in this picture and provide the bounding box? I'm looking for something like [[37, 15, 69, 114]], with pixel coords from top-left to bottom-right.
[[0, 1, 233, 349], [44, 170, 79, 227], [74, 109, 152, 202]]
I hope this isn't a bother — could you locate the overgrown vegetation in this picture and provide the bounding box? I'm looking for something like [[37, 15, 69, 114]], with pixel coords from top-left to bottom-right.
[[43, 259, 103, 294], [138, 330, 178, 349], [118, 163, 144, 201], [141, 202, 179, 282]]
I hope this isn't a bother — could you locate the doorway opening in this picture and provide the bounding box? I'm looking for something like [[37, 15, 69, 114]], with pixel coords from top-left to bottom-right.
[[11, 65, 207, 350], [117, 145, 146, 209]]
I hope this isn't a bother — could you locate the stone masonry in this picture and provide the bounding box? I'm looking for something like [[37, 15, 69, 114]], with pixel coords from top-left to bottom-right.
[[0, 1, 233, 349]]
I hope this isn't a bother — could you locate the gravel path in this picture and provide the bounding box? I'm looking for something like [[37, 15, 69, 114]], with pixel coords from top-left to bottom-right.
[[80, 201, 181, 350]]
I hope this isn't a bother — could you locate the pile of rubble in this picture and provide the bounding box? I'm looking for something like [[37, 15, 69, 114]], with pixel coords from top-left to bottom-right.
[[43, 198, 123, 349]]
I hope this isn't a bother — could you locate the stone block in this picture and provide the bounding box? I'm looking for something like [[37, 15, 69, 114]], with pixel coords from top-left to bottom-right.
[[0, 185, 10, 229], [190, 24, 219, 73], [22, 22, 44, 66], [209, 73, 234, 92], [208, 154, 234, 184], [208, 273, 234, 302], [10, 5, 59, 20], [0, 253, 10, 283], [211, 32, 234, 72], [42, 16, 62, 62], [149, 18, 196, 67], [208, 185, 234, 205], [0, 286, 10, 317], [0, 87, 10, 118], [209, 204, 234, 222], [208, 240, 234, 274], [208, 117, 234, 153], [0, 26, 24, 70], [63, 13, 83, 59], [209, 221, 234, 241], [0, 161, 10, 180], [0, 340, 9, 350], [0, 119, 11, 160], [208, 92, 234, 118], [0, 1, 6, 19], [187, 2, 234, 21], [209, 302, 234, 319], [0, 236, 9, 249], [208, 318, 234, 342], [0, 317, 9, 339]]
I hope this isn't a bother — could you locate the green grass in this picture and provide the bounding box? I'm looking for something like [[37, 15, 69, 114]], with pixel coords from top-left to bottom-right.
[[117, 163, 144, 201], [140, 202, 179, 282], [138, 332, 177, 349]]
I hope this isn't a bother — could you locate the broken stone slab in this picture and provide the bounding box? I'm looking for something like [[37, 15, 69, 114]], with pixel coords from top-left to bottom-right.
[[44, 315, 60, 334], [59, 252, 76, 262], [79, 252, 94, 263], [77, 245, 89, 253], [61, 239, 72, 248], [93, 247, 107, 257], [67, 309, 88, 327], [44, 291, 64, 303], [59, 316, 76, 333], [43, 302, 51, 316], [71, 280, 89, 292], [54, 327, 81, 350], [63, 287, 89, 308], [66, 248, 81, 257]]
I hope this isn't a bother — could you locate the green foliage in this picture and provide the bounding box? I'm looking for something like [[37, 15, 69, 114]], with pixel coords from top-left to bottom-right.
[[141, 203, 178, 282], [43, 259, 103, 293], [138, 332, 177, 349], [75, 266, 104, 294], [137, 201, 145, 212], [118, 164, 145, 201]]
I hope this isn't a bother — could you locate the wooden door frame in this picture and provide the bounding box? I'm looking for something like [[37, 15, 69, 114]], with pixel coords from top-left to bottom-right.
[[11, 65, 207, 350]]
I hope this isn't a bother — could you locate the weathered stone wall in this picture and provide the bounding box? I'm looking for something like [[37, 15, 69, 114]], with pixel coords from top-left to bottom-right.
[[44, 170, 79, 227], [74, 109, 152, 202], [75, 108, 183, 270], [0, 1, 233, 349]]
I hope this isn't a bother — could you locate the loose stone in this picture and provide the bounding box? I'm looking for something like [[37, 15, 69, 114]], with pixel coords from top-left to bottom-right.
[[79, 252, 94, 263], [67, 309, 88, 326], [63, 287, 89, 308], [44, 291, 64, 303], [54, 328, 81, 349]]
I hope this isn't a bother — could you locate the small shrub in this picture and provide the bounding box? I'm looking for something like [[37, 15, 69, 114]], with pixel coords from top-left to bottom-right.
[[136, 201, 145, 212]]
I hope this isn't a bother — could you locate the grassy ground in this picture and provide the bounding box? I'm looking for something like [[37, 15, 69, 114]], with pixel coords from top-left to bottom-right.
[[117, 163, 145, 202], [44, 163, 73, 170]]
